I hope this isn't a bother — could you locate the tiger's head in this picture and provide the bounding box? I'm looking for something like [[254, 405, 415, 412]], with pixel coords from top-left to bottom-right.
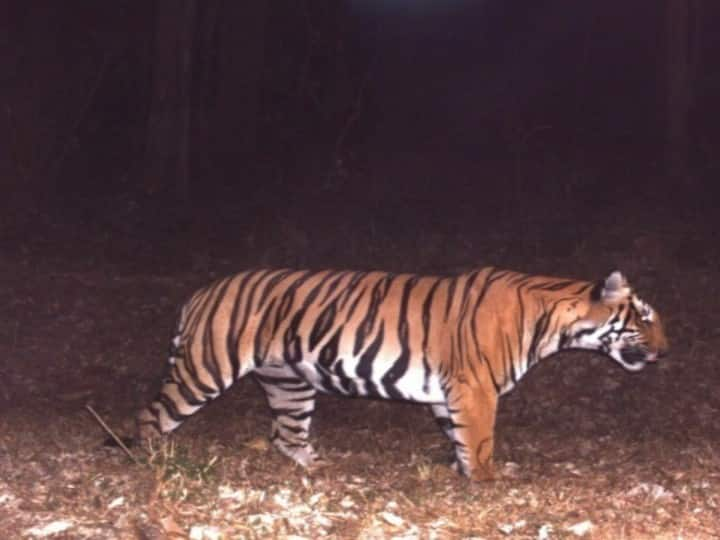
[[563, 271, 668, 371]]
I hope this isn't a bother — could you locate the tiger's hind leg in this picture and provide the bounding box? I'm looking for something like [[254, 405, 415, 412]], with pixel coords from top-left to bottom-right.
[[253, 365, 320, 468], [136, 367, 217, 441], [136, 332, 253, 442]]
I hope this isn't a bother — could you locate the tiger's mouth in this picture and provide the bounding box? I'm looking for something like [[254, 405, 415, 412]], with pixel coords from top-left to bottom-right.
[[621, 347, 655, 367]]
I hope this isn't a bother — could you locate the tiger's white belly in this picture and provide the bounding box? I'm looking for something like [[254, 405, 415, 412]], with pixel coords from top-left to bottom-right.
[[290, 355, 446, 404]]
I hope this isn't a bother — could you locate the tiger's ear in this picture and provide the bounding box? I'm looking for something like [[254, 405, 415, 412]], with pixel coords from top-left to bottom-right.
[[599, 271, 631, 304]]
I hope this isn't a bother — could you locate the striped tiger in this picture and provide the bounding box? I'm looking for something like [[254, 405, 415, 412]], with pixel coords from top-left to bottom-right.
[[137, 267, 667, 480]]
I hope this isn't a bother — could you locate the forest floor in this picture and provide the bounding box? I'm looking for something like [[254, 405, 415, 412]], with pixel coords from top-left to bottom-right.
[[1, 178, 719, 539]]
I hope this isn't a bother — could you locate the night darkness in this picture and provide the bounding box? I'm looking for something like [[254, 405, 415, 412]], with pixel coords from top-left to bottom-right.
[[2, 1, 720, 537]]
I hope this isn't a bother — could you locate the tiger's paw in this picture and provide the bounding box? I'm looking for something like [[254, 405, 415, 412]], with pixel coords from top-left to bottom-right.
[[451, 458, 496, 481], [274, 441, 325, 469], [469, 461, 496, 482]]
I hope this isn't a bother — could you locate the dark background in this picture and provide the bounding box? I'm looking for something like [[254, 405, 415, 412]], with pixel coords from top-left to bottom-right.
[[1, 0, 716, 262], [2, 4, 720, 536]]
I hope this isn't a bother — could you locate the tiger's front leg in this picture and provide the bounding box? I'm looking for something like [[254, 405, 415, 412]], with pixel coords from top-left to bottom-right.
[[443, 379, 499, 481]]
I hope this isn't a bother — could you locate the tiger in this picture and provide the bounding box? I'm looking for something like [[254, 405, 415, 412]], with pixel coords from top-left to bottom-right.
[[136, 267, 667, 481]]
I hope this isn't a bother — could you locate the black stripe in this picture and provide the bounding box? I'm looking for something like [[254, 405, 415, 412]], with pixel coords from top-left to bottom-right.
[[357, 321, 384, 397], [253, 297, 276, 366], [444, 276, 458, 321], [381, 277, 418, 399], [344, 284, 367, 323], [274, 286, 294, 331], [173, 370, 209, 406], [254, 373, 309, 386], [573, 282, 594, 295], [174, 353, 217, 396], [256, 269, 295, 312], [456, 271, 482, 363], [201, 277, 236, 392], [188, 275, 233, 334], [277, 423, 306, 434], [267, 405, 312, 417], [573, 326, 597, 340], [421, 278, 443, 393], [319, 270, 347, 305], [334, 361, 358, 395], [315, 362, 335, 392], [468, 269, 506, 330], [528, 308, 552, 364], [282, 271, 336, 364], [269, 271, 314, 365], [470, 334, 502, 395], [182, 277, 230, 386], [514, 281, 526, 366], [226, 271, 257, 380], [338, 272, 368, 311], [527, 279, 577, 292], [545, 279, 581, 291], [309, 298, 338, 351], [353, 275, 389, 356], [230, 269, 277, 374], [318, 327, 341, 369], [157, 392, 190, 423], [287, 409, 315, 421]]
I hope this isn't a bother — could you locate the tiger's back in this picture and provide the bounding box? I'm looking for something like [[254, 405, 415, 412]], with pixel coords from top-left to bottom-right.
[[137, 267, 667, 480]]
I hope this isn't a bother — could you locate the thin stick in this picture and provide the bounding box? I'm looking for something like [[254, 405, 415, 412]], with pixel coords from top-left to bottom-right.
[[85, 404, 140, 465]]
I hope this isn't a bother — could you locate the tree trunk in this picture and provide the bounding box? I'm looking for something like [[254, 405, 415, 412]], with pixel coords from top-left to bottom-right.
[[665, 0, 701, 184], [143, 0, 196, 200], [192, 1, 267, 182]]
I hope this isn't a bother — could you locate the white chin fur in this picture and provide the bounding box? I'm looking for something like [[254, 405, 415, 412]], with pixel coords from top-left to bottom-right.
[[622, 361, 646, 372]]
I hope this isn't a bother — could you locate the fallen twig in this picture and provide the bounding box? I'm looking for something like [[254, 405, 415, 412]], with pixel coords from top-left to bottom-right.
[[86, 403, 140, 465]]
